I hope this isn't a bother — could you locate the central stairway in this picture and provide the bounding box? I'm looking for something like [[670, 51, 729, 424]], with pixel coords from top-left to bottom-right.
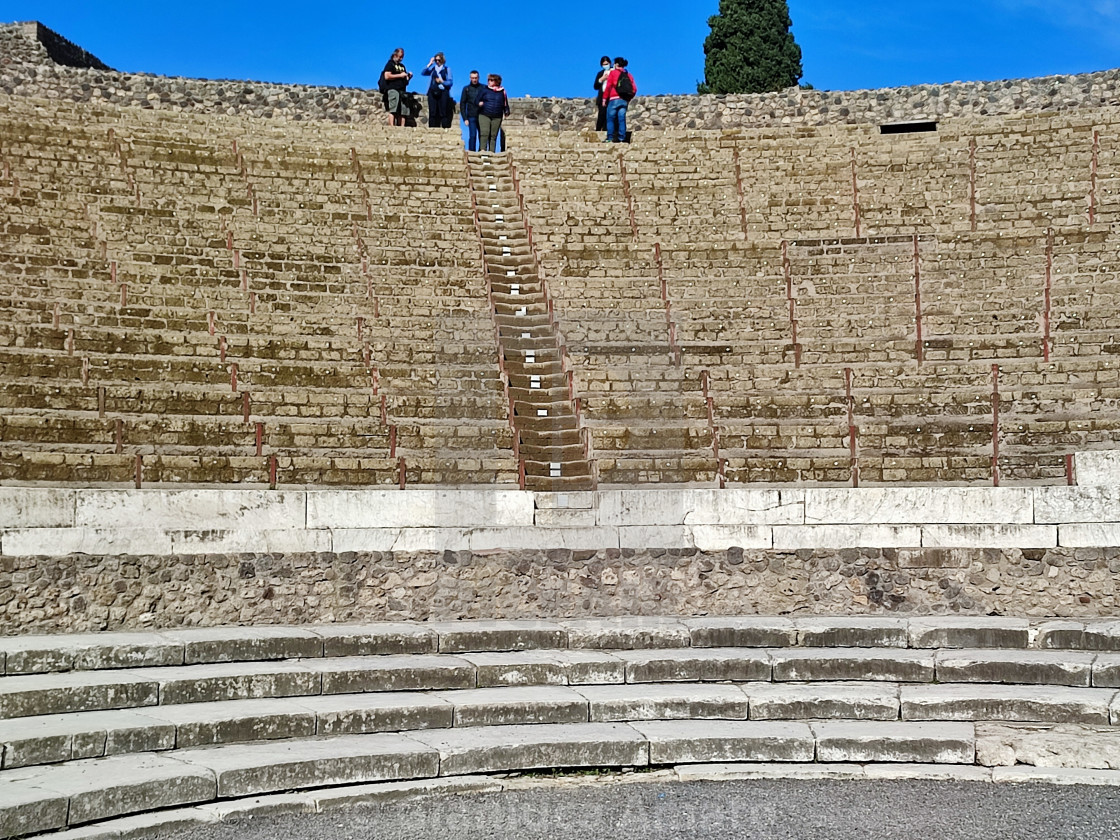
[[466, 152, 594, 491]]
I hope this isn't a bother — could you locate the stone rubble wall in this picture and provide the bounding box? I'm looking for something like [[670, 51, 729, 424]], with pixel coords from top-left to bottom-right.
[[3, 21, 1120, 129]]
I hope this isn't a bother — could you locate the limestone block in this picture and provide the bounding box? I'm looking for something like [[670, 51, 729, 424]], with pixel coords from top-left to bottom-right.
[[0, 782, 70, 838], [306, 489, 532, 529], [173, 734, 438, 798], [331, 529, 471, 553], [812, 721, 975, 764], [1074, 451, 1120, 486], [0, 488, 75, 529], [2, 528, 174, 558], [74, 490, 305, 531], [407, 723, 648, 775], [744, 682, 900, 721], [674, 762, 866, 781], [313, 624, 436, 657], [862, 764, 992, 782], [1080, 622, 1120, 652], [771, 525, 921, 549], [170, 530, 332, 554], [433, 686, 588, 727], [141, 698, 316, 748], [614, 649, 771, 683], [578, 684, 749, 722], [794, 617, 908, 648], [770, 649, 935, 683], [429, 620, 567, 653], [472, 527, 618, 551], [9, 752, 217, 825], [0, 708, 177, 767], [803, 488, 1033, 525], [0, 632, 183, 676], [141, 661, 320, 706], [533, 509, 598, 528], [1091, 654, 1120, 687], [534, 492, 596, 510], [562, 617, 690, 650], [631, 720, 815, 765], [691, 526, 773, 551], [921, 525, 1057, 548], [459, 651, 625, 687], [296, 693, 453, 735], [1035, 487, 1120, 524], [616, 526, 692, 550], [684, 617, 797, 649], [158, 627, 324, 664], [99, 808, 220, 839], [934, 650, 1095, 687], [1033, 620, 1086, 650], [197, 793, 313, 821], [312, 655, 475, 695], [992, 765, 1120, 785], [308, 777, 503, 811], [977, 723, 1120, 769], [0, 671, 160, 719], [908, 617, 1030, 649], [597, 489, 804, 526], [901, 684, 1113, 724], [1058, 524, 1120, 548]]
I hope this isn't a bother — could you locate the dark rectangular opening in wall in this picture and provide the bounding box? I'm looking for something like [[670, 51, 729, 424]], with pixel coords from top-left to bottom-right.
[[880, 121, 938, 135]]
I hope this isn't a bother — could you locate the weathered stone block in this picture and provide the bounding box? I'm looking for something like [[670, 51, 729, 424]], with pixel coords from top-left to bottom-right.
[[434, 686, 588, 727], [804, 488, 1033, 525], [908, 617, 1030, 649], [578, 684, 748, 722], [306, 489, 532, 529], [901, 684, 1113, 724], [562, 618, 690, 650], [314, 655, 475, 695], [812, 721, 975, 763], [615, 649, 771, 683], [771, 649, 934, 683], [934, 650, 1094, 687], [685, 617, 797, 649], [795, 617, 908, 648], [298, 693, 453, 736], [314, 624, 436, 657], [745, 682, 900, 721], [158, 627, 323, 665], [632, 720, 815, 764], [429, 620, 566, 653]]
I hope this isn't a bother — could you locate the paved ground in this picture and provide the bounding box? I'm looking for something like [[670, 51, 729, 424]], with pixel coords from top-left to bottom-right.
[[173, 778, 1120, 840]]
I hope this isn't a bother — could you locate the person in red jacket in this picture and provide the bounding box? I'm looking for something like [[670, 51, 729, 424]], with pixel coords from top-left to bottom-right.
[[602, 57, 636, 143]]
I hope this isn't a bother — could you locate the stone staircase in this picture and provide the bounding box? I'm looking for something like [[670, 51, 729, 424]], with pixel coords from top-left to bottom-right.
[[466, 151, 594, 491], [7, 616, 1120, 838]]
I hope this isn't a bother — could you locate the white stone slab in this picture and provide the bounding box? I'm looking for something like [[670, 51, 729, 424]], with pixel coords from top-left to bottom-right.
[[2, 528, 174, 557], [804, 488, 1034, 525], [534, 492, 596, 510], [1074, 451, 1120, 486], [306, 489, 533, 529], [921, 525, 1057, 549], [332, 529, 472, 553], [992, 765, 1120, 786], [74, 490, 306, 530], [598, 489, 804, 527], [1059, 524, 1120, 548], [772, 525, 921, 550], [471, 527, 618, 551], [674, 762, 867, 781], [0, 488, 75, 528], [171, 530, 332, 554], [617, 526, 693, 550], [533, 509, 599, 528], [691, 526, 773, 551], [1035, 487, 1120, 524]]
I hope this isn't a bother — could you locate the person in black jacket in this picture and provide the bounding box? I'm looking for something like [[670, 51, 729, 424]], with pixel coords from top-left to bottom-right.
[[459, 70, 484, 151], [381, 48, 412, 127], [593, 55, 611, 133], [476, 74, 510, 153]]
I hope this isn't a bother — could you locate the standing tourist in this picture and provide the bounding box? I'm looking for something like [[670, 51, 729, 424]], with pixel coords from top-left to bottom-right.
[[593, 55, 611, 133], [381, 48, 413, 127], [459, 70, 484, 151], [603, 57, 637, 143], [422, 52, 454, 129], [476, 74, 510, 153]]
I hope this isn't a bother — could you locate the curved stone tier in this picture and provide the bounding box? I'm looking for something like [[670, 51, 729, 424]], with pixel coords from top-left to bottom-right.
[[6, 617, 1120, 839]]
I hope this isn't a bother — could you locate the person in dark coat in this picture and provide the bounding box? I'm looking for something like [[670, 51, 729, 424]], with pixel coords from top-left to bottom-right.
[[422, 52, 454, 128], [593, 55, 611, 132], [381, 47, 412, 127], [459, 70, 484, 151], [476, 74, 510, 153]]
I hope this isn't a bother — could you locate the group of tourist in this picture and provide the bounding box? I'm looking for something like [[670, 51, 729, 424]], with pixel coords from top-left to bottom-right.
[[380, 49, 638, 149], [380, 48, 509, 152]]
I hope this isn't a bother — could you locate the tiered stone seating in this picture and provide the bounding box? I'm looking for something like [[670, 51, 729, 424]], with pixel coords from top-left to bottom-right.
[[5, 616, 1120, 838], [0, 95, 516, 486]]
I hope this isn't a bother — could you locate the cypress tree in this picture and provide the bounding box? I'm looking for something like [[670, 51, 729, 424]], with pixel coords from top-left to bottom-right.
[[699, 0, 803, 94]]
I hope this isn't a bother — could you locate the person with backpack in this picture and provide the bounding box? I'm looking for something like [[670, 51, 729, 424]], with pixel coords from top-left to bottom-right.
[[422, 52, 454, 129], [380, 48, 413, 127], [476, 74, 510, 153], [459, 70, 484, 151], [602, 56, 636, 144]]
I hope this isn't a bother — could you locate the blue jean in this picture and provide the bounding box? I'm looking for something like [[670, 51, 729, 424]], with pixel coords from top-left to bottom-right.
[[606, 98, 628, 143], [464, 116, 479, 151]]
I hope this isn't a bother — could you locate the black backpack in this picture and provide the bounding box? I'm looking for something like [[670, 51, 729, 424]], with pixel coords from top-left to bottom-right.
[[615, 70, 635, 101]]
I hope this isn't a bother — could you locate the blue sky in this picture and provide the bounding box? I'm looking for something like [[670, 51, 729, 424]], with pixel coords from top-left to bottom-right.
[[5, 1, 1119, 98]]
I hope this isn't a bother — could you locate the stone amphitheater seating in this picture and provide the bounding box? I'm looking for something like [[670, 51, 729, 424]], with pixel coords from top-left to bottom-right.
[[7, 616, 1120, 838]]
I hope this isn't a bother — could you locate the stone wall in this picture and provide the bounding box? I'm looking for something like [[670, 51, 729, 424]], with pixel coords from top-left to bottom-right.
[[3, 546, 1118, 635], [3, 21, 1120, 129]]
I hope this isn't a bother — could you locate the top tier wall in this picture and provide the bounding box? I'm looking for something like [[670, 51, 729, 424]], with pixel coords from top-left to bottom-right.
[[3, 21, 1120, 131]]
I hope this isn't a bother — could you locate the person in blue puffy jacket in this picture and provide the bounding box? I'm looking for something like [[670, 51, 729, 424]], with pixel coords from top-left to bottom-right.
[[476, 74, 510, 153]]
